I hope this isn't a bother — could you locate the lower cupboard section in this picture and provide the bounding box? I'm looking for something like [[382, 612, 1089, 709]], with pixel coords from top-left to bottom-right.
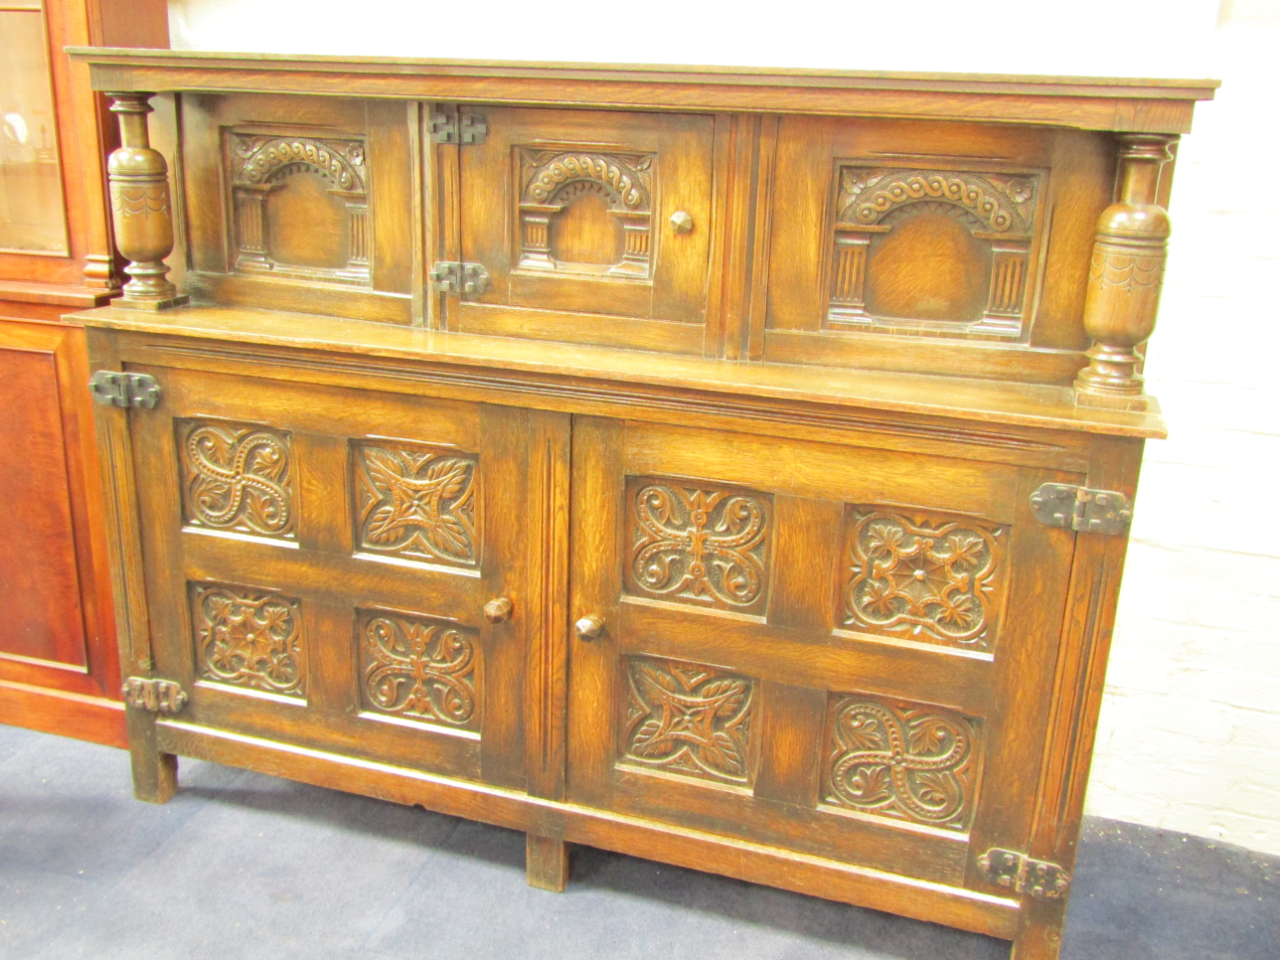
[[152, 719, 1021, 941]]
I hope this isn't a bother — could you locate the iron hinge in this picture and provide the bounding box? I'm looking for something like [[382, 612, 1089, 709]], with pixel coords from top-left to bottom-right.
[[1029, 483, 1133, 536], [429, 109, 488, 144], [978, 848, 1071, 900], [88, 371, 162, 410], [121, 677, 188, 714], [429, 261, 490, 297]]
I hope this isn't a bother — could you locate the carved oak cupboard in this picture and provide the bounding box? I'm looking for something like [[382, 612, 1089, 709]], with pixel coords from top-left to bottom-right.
[[66, 48, 1216, 959]]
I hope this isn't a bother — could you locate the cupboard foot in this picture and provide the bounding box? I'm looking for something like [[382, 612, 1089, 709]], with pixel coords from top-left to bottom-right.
[[526, 834, 570, 892], [126, 708, 178, 804], [1009, 900, 1066, 960]]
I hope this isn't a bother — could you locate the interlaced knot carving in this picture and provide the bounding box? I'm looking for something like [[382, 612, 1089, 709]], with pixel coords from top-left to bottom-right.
[[180, 421, 294, 539], [362, 614, 476, 727], [826, 698, 977, 828]]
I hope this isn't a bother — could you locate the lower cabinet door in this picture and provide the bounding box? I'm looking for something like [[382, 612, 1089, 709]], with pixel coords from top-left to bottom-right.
[[567, 417, 1079, 889], [129, 365, 549, 790]]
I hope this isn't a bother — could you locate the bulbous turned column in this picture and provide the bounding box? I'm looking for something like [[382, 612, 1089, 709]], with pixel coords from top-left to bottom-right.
[[1074, 134, 1177, 410], [107, 92, 187, 309]]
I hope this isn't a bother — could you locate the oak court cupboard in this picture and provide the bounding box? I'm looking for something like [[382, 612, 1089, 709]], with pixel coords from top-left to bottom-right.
[[65, 47, 1217, 959]]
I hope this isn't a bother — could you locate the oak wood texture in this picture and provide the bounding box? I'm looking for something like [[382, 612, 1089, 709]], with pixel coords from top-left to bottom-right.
[[68, 53, 1217, 960]]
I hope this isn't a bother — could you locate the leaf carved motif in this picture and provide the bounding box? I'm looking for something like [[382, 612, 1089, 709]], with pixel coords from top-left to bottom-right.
[[1089, 248, 1165, 293], [353, 444, 478, 567], [842, 509, 1005, 648], [627, 479, 771, 612], [622, 657, 756, 784], [190, 582, 304, 697], [179, 420, 295, 539], [360, 612, 477, 728], [825, 696, 979, 829]]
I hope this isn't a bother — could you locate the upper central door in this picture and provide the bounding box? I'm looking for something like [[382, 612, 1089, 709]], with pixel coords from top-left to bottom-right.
[[441, 106, 717, 354]]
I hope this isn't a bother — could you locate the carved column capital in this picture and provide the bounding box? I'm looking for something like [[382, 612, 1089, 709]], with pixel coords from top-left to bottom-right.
[[106, 91, 187, 310]]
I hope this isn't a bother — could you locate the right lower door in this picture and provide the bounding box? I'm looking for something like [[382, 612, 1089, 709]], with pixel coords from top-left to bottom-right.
[[567, 416, 1079, 892]]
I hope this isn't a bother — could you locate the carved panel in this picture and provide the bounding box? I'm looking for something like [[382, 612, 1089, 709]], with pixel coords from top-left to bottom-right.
[[190, 582, 304, 698], [516, 148, 654, 278], [177, 419, 296, 541], [824, 694, 981, 830], [625, 477, 772, 615], [358, 609, 479, 730], [226, 131, 370, 285], [621, 656, 756, 785], [827, 165, 1042, 337], [352, 442, 479, 568], [840, 507, 1007, 650]]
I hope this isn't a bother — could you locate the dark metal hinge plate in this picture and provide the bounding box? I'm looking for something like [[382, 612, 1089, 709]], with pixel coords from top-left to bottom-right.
[[429, 109, 488, 144], [121, 677, 188, 714], [1029, 483, 1133, 536], [429, 261, 490, 297], [978, 848, 1071, 900], [88, 371, 162, 409]]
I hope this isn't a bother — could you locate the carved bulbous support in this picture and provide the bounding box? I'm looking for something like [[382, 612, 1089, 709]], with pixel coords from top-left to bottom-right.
[[107, 92, 187, 309], [1074, 134, 1177, 410]]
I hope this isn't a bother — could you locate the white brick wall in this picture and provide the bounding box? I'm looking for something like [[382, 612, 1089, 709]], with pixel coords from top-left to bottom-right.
[[166, 0, 1280, 854], [1084, 1, 1280, 857]]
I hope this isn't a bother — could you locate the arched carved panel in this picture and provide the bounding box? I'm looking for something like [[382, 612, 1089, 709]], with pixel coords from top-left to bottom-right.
[[227, 131, 370, 285], [516, 148, 654, 279], [826, 165, 1043, 338]]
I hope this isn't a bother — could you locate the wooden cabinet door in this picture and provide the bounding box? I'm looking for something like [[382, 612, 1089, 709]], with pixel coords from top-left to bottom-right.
[[129, 366, 555, 790], [567, 417, 1079, 890], [445, 107, 716, 354]]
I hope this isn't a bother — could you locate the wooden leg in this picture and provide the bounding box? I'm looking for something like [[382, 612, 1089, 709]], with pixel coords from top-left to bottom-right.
[[1009, 899, 1066, 959], [126, 707, 178, 804], [526, 833, 570, 892]]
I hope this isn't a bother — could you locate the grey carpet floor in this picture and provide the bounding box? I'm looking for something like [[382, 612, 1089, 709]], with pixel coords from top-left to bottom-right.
[[0, 724, 1276, 960]]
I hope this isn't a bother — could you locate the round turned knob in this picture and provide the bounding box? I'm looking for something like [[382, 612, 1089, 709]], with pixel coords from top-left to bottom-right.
[[669, 211, 694, 234], [484, 598, 513, 624], [574, 615, 604, 641]]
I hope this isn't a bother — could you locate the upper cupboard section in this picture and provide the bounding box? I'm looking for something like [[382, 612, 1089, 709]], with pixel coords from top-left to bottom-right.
[[170, 95, 1118, 380]]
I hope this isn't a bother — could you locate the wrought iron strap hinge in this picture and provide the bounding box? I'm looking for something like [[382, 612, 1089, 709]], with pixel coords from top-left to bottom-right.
[[1029, 483, 1133, 536], [88, 371, 162, 409], [978, 848, 1071, 900], [430, 261, 491, 296], [429, 109, 488, 144], [121, 677, 188, 714]]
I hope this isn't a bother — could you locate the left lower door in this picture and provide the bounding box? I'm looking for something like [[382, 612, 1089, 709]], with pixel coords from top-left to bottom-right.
[[129, 364, 537, 789]]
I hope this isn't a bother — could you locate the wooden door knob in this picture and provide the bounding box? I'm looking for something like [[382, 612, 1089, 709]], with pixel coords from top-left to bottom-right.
[[669, 211, 694, 234], [484, 598, 513, 623], [574, 615, 604, 641]]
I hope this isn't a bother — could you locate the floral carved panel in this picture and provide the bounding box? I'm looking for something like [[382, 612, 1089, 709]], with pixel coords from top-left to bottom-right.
[[190, 582, 304, 698], [840, 507, 1007, 650], [823, 694, 981, 831], [352, 442, 478, 568], [358, 609, 479, 730], [625, 477, 772, 615], [621, 656, 756, 785], [177, 419, 296, 541]]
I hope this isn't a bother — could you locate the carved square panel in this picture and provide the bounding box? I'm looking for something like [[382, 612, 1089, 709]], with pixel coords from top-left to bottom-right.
[[226, 130, 370, 286], [619, 656, 757, 786], [190, 581, 305, 699], [351, 441, 479, 568], [826, 165, 1044, 338], [515, 148, 655, 279], [624, 477, 773, 616], [822, 692, 982, 831], [357, 608, 480, 731], [839, 506, 1008, 651], [177, 419, 297, 542]]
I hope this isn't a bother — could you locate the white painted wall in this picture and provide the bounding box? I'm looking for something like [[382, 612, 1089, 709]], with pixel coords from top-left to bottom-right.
[[165, 0, 1280, 855]]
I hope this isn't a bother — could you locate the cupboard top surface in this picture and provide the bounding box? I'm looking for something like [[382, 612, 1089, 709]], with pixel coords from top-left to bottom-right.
[[70, 302, 1166, 439], [67, 48, 1217, 133]]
